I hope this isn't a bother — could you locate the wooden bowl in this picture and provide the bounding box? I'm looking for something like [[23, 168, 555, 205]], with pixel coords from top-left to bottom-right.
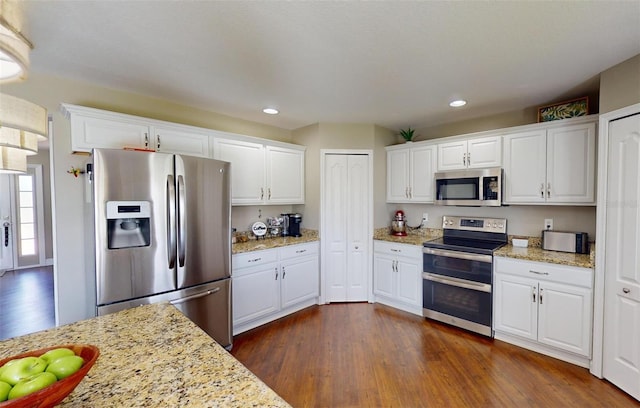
[[0, 344, 99, 408]]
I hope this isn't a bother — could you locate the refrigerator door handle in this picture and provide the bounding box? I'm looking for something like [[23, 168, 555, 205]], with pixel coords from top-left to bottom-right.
[[166, 174, 177, 270], [169, 287, 221, 305], [177, 174, 186, 267]]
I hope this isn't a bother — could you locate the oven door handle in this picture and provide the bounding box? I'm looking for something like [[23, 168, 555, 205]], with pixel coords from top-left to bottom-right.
[[422, 273, 492, 293], [422, 247, 493, 263]]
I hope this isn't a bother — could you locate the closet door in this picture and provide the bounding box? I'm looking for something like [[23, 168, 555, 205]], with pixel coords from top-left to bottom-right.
[[324, 154, 370, 302], [603, 112, 640, 401]]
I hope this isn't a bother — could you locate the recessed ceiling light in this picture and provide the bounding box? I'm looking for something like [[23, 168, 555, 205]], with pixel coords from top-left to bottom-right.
[[262, 108, 279, 115], [449, 100, 467, 107]]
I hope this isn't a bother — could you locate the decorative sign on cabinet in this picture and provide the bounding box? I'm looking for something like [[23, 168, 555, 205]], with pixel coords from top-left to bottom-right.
[[493, 256, 593, 368], [373, 241, 423, 316], [232, 242, 319, 335], [503, 121, 596, 205], [386, 145, 436, 203]]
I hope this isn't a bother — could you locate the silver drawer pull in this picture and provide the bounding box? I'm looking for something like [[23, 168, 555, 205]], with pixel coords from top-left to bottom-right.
[[296, 249, 307, 253], [248, 258, 262, 263], [623, 288, 631, 294], [529, 270, 549, 276], [391, 248, 401, 252]]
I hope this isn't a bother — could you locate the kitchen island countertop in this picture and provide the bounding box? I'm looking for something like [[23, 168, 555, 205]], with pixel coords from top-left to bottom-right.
[[0, 303, 291, 407]]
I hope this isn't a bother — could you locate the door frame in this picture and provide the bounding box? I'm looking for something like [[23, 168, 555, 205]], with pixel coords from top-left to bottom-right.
[[592, 102, 640, 378], [319, 149, 374, 304]]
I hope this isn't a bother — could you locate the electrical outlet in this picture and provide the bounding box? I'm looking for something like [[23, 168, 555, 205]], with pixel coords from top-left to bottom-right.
[[544, 218, 553, 230], [422, 213, 429, 223]]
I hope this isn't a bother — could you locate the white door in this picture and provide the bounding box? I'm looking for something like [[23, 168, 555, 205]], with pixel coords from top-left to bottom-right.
[[603, 112, 640, 401], [0, 174, 15, 272], [324, 153, 370, 302]]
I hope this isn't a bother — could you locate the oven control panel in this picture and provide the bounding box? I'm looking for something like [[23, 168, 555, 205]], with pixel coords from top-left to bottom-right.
[[442, 215, 506, 234]]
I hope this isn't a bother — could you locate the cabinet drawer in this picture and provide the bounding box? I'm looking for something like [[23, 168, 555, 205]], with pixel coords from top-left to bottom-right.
[[233, 249, 278, 270], [280, 242, 319, 260], [494, 257, 593, 288], [374, 241, 422, 259]]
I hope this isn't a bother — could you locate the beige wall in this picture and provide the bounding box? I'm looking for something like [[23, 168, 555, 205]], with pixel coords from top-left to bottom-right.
[[599, 54, 640, 114]]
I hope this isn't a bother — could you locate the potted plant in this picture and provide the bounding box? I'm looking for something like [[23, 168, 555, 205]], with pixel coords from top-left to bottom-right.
[[399, 127, 415, 143]]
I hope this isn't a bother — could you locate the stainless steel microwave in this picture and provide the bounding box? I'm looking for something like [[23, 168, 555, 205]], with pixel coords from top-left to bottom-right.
[[434, 167, 503, 206]]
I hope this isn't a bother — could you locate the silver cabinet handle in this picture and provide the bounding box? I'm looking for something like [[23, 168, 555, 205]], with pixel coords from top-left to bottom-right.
[[539, 288, 544, 304], [623, 288, 631, 294], [540, 183, 544, 198], [405, 187, 409, 198], [3, 221, 9, 248], [157, 135, 161, 150], [275, 267, 278, 280], [463, 153, 466, 166], [282, 266, 286, 279], [268, 188, 271, 200], [248, 257, 262, 263], [467, 152, 470, 165], [529, 270, 550, 276], [547, 182, 551, 198], [144, 133, 149, 148], [261, 188, 264, 200], [295, 249, 307, 254], [391, 248, 401, 253], [532, 286, 537, 303], [170, 287, 220, 305], [408, 187, 412, 198]]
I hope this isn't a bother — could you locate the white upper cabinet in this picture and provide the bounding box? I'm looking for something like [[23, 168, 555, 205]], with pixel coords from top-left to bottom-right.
[[213, 136, 305, 206], [386, 144, 436, 203], [503, 121, 596, 205], [437, 135, 502, 171], [63, 104, 210, 158]]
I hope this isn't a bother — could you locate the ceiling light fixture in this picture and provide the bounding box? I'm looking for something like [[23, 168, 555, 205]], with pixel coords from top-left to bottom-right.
[[0, 1, 32, 83], [449, 100, 467, 108], [263, 108, 279, 115], [0, 92, 48, 173]]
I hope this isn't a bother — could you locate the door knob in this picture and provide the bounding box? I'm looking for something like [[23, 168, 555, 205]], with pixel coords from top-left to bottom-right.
[[623, 287, 631, 294]]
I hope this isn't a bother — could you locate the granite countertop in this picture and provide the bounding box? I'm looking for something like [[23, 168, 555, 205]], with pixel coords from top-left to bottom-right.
[[232, 229, 318, 254], [0, 303, 291, 407], [373, 227, 443, 246], [494, 244, 594, 269]]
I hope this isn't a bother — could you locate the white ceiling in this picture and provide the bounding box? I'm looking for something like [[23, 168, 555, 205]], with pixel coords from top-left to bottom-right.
[[21, 1, 640, 131]]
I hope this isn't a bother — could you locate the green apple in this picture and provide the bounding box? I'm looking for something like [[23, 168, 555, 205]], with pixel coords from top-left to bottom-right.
[[8, 372, 57, 400], [0, 380, 11, 402], [45, 355, 84, 380], [0, 356, 47, 385], [40, 348, 75, 364]]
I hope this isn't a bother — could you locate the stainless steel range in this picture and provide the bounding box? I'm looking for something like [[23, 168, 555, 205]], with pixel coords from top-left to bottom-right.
[[422, 215, 507, 337]]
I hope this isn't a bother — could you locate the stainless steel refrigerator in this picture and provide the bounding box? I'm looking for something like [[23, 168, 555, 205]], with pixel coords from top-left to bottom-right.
[[90, 148, 232, 349]]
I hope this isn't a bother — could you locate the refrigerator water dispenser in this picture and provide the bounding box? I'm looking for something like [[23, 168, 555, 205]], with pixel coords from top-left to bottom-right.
[[106, 201, 151, 249]]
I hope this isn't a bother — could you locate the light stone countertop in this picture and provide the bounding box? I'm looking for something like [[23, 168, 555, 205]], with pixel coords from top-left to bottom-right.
[[0, 303, 291, 407], [373, 227, 443, 246], [494, 244, 594, 269], [232, 229, 318, 254]]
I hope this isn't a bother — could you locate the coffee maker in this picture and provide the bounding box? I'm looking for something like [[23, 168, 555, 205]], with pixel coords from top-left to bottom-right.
[[281, 213, 302, 237]]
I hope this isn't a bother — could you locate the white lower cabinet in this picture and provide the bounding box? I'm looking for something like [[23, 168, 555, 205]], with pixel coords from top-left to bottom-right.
[[232, 242, 319, 335], [493, 256, 593, 368], [373, 241, 423, 316]]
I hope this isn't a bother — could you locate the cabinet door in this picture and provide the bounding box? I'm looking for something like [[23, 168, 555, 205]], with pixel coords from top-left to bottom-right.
[[281, 256, 319, 308], [266, 146, 305, 204], [70, 115, 149, 152], [467, 136, 502, 168], [410, 146, 436, 202], [503, 130, 547, 204], [437, 140, 467, 171], [396, 257, 421, 307], [494, 273, 538, 341], [213, 138, 265, 205], [152, 125, 211, 158], [537, 281, 592, 356], [546, 123, 596, 204], [232, 264, 280, 325], [386, 149, 410, 202], [373, 254, 395, 298]]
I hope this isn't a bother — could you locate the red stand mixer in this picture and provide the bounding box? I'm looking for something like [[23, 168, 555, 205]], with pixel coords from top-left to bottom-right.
[[391, 210, 408, 236]]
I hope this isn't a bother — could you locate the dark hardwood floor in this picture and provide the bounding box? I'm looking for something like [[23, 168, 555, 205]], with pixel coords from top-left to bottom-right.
[[231, 303, 638, 408], [0, 266, 55, 341]]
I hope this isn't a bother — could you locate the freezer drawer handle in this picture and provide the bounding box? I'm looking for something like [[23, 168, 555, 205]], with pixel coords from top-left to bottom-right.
[[170, 287, 220, 305]]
